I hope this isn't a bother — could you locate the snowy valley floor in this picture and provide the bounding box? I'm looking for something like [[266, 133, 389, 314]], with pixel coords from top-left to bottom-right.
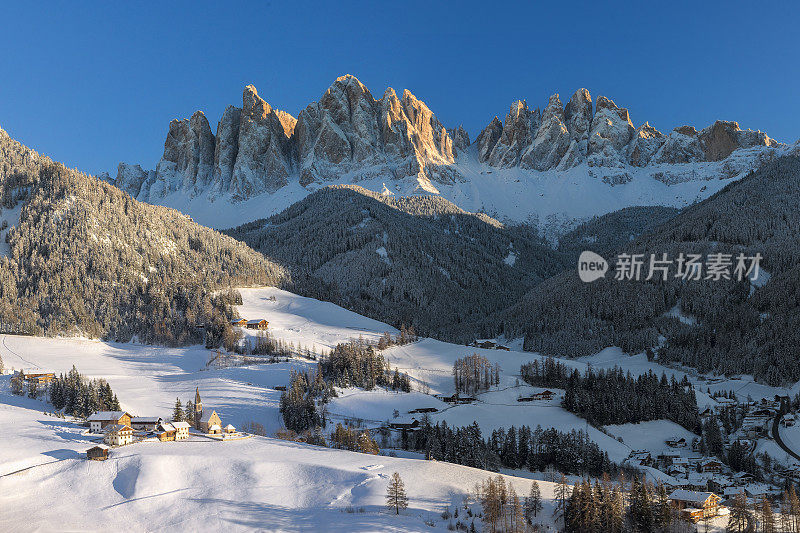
[[1, 287, 794, 530]]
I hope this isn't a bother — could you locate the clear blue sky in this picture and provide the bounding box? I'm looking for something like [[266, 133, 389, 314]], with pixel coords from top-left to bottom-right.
[[1, 1, 798, 175]]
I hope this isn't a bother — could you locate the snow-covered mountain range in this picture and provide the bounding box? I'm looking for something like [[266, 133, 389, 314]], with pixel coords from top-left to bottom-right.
[[111, 74, 789, 231]]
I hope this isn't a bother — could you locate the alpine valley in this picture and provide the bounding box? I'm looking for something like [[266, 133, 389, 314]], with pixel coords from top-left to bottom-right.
[[5, 73, 800, 533]]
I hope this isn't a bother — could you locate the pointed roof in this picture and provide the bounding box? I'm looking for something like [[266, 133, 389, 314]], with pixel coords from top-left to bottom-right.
[[195, 387, 201, 405]]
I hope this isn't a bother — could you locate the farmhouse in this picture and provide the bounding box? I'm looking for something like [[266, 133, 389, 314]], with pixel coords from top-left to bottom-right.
[[130, 416, 162, 431], [245, 319, 269, 330], [666, 437, 687, 448], [86, 445, 109, 461], [668, 490, 723, 522], [172, 421, 190, 440], [103, 424, 134, 446], [699, 458, 724, 474], [231, 318, 247, 327], [388, 419, 420, 431], [88, 411, 132, 433], [156, 422, 176, 441]]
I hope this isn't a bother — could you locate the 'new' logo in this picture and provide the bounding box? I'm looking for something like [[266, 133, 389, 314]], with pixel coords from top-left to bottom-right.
[[578, 251, 608, 282]]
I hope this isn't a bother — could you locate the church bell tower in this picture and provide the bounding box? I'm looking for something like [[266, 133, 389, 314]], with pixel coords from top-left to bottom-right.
[[194, 387, 203, 429]]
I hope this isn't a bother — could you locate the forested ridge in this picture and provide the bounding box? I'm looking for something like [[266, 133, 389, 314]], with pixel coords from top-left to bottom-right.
[[0, 127, 288, 344], [225, 184, 568, 341], [497, 155, 800, 385]]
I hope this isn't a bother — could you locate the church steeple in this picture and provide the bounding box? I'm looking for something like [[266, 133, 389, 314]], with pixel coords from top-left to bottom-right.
[[194, 387, 203, 429]]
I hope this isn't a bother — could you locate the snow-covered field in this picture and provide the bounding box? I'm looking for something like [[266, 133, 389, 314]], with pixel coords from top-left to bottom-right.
[[1, 286, 792, 530], [0, 387, 557, 532]]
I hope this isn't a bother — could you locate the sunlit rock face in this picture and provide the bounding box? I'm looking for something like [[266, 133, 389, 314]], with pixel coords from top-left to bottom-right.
[[113, 77, 782, 202]]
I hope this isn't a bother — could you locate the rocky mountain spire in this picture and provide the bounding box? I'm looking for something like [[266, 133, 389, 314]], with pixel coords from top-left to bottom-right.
[[112, 77, 782, 203]]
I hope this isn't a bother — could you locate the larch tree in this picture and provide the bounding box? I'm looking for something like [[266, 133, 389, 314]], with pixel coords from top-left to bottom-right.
[[386, 472, 408, 515]]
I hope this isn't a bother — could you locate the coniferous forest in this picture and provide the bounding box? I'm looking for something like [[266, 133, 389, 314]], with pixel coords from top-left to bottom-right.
[[521, 357, 701, 431]]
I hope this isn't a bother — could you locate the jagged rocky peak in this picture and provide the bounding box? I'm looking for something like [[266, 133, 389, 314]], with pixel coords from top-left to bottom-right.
[[476, 117, 503, 162], [230, 84, 293, 198], [295, 74, 457, 190], [520, 93, 570, 171], [448, 125, 470, 154], [155, 110, 215, 195], [487, 100, 540, 168], [628, 122, 665, 167], [699, 120, 777, 161], [559, 88, 593, 169], [479, 88, 781, 173]]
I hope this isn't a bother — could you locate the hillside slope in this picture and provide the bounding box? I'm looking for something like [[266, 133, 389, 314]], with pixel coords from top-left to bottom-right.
[[497, 156, 800, 384], [225, 185, 567, 340], [0, 127, 287, 344]]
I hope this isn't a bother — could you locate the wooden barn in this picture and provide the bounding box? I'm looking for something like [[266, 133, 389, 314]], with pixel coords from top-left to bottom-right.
[[245, 319, 269, 330], [231, 318, 247, 327], [86, 445, 109, 461], [668, 490, 723, 522], [156, 422, 176, 441]]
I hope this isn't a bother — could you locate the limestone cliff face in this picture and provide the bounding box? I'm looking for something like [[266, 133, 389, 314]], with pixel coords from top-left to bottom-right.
[[113, 77, 782, 202], [294, 75, 457, 190]]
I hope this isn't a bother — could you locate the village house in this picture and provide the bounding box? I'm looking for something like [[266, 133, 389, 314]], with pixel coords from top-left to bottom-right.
[[782, 414, 797, 427], [666, 437, 687, 448], [245, 319, 268, 330], [130, 416, 162, 431], [699, 458, 724, 474], [103, 424, 134, 446], [388, 419, 420, 431], [172, 421, 190, 440], [17, 371, 56, 385], [231, 318, 247, 327], [668, 490, 724, 522], [88, 411, 132, 433], [156, 422, 176, 441], [86, 445, 109, 461], [627, 450, 653, 467], [224, 424, 237, 434]]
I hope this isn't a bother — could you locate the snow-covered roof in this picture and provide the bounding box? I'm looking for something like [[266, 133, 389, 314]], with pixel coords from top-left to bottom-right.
[[225, 424, 236, 430], [669, 489, 716, 504], [209, 424, 222, 431], [200, 411, 217, 423], [172, 421, 191, 429], [103, 424, 132, 433], [88, 411, 128, 421], [131, 417, 160, 423], [87, 444, 109, 450], [158, 422, 176, 432], [246, 319, 267, 325]]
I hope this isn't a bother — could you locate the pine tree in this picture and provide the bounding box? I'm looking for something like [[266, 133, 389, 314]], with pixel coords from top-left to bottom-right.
[[10, 373, 23, 395], [524, 480, 542, 523], [173, 398, 184, 421], [386, 472, 408, 515]]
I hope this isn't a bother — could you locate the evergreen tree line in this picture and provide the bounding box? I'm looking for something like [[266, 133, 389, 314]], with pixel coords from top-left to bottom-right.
[[563, 476, 672, 533], [520, 358, 700, 431], [453, 353, 500, 395], [407, 420, 617, 478], [34, 365, 120, 418], [320, 338, 411, 392], [0, 130, 288, 347]]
